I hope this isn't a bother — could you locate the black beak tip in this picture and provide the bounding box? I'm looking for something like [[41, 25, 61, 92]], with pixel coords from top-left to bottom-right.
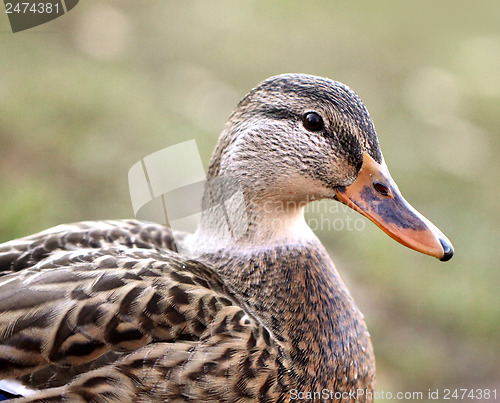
[[439, 238, 454, 262]]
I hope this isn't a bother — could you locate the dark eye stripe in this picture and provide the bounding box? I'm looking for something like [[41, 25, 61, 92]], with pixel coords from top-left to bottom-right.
[[256, 106, 299, 121]]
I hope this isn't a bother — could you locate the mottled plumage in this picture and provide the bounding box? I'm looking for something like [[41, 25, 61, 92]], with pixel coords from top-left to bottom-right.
[[0, 74, 452, 402], [0, 221, 293, 402]]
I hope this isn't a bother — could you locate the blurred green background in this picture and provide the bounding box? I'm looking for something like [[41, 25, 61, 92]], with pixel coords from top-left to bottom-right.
[[1, 1, 499, 400]]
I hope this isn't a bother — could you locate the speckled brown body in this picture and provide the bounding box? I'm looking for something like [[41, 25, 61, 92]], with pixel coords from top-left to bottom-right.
[[207, 242, 375, 400], [0, 221, 374, 402]]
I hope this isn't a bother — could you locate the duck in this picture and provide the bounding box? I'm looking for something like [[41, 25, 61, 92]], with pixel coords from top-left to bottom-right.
[[0, 74, 453, 402]]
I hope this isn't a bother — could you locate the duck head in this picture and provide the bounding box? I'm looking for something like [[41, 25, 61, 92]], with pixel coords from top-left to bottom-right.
[[202, 74, 453, 261]]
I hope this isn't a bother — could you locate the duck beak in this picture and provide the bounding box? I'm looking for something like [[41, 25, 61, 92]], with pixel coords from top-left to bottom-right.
[[335, 152, 453, 261]]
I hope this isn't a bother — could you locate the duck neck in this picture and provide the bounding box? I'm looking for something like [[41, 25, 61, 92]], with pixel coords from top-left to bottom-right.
[[200, 240, 375, 392], [187, 172, 319, 254]]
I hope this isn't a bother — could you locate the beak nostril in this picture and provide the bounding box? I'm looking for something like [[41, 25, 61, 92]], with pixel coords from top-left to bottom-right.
[[373, 182, 390, 196]]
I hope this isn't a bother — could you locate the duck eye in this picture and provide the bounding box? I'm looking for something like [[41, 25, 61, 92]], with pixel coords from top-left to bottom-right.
[[373, 182, 390, 196], [303, 112, 324, 132]]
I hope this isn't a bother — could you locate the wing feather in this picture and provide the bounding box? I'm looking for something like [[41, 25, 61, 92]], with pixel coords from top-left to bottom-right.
[[0, 221, 290, 401]]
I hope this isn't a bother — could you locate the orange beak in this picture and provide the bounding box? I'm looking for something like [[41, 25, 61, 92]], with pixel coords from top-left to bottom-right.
[[335, 153, 454, 261]]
